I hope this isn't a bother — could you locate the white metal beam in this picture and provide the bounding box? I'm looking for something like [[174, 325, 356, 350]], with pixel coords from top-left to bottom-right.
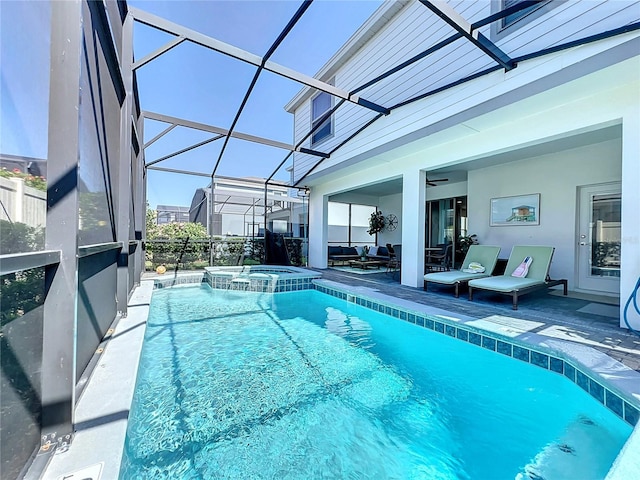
[[129, 7, 389, 113], [145, 134, 224, 167], [132, 35, 186, 70], [147, 165, 212, 177], [143, 123, 177, 149], [143, 111, 299, 152]]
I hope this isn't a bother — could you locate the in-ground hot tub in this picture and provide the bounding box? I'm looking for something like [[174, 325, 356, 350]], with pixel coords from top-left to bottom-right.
[[205, 265, 321, 292]]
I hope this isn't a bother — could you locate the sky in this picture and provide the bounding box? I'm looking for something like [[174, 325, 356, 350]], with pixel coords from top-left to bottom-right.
[[0, 1, 51, 161], [130, 0, 384, 208], [0, 0, 383, 209]]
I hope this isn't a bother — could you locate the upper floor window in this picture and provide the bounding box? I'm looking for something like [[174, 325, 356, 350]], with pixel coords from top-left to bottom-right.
[[311, 90, 333, 145], [502, 0, 548, 29]]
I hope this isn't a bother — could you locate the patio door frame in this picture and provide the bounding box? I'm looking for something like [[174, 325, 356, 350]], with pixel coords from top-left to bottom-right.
[[425, 196, 467, 268], [576, 182, 621, 295]]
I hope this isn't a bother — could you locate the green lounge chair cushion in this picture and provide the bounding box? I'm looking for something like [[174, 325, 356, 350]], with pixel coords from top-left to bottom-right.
[[503, 245, 555, 282], [467, 276, 544, 292], [424, 245, 501, 284], [468, 246, 556, 292], [424, 270, 492, 285]]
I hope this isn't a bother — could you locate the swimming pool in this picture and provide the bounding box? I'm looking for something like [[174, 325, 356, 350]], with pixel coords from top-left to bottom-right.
[[120, 284, 633, 479]]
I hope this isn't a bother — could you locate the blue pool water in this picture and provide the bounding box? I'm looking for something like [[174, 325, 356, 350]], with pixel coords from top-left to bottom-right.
[[120, 285, 632, 479]]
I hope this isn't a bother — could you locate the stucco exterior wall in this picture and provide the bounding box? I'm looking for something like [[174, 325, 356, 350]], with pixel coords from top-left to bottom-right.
[[467, 138, 622, 289], [377, 192, 402, 246]]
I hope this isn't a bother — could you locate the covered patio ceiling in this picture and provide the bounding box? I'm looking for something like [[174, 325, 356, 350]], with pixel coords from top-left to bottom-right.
[[134, 0, 639, 197]]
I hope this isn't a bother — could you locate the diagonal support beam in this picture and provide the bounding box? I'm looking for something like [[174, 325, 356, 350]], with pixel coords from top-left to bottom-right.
[[419, 0, 515, 71], [143, 123, 177, 149], [143, 111, 328, 156], [133, 35, 186, 70], [145, 134, 224, 167], [129, 6, 388, 114]]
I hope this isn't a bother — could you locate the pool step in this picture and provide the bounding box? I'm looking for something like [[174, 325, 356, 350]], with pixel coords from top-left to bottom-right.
[[517, 415, 622, 480]]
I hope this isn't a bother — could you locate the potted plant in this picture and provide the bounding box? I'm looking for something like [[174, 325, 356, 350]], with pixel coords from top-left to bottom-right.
[[367, 210, 386, 235], [458, 234, 478, 255]]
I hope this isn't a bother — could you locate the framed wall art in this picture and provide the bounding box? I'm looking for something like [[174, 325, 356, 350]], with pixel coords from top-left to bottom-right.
[[490, 194, 540, 226]]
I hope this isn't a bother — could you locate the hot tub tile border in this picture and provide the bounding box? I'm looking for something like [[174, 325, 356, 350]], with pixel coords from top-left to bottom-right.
[[312, 281, 639, 427], [154, 268, 320, 293], [153, 273, 206, 289]]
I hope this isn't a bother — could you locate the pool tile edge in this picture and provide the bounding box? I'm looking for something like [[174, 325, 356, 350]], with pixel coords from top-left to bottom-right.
[[312, 279, 640, 426]]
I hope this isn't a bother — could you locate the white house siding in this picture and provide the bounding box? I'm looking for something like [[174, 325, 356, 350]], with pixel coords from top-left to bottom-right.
[[306, 33, 637, 181], [494, 1, 640, 57], [290, 0, 639, 184]]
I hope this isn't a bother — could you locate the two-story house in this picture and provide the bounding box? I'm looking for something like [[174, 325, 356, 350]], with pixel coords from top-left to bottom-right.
[[285, 0, 640, 329], [190, 175, 304, 236]]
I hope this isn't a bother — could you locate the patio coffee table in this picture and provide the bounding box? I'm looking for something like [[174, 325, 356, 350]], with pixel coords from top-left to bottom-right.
[[348, 259, 387, 270]]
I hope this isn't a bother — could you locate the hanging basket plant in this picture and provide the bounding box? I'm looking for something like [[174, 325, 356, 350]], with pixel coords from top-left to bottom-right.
[[367, 210, 386, 235]]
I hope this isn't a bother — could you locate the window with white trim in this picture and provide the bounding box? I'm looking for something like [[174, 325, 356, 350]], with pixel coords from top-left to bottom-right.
[[311, 90, 332, 145], [502, 0, 548, 29]]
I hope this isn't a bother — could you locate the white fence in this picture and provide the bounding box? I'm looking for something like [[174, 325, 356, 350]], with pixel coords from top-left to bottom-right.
[[0, 176, 46, 228]]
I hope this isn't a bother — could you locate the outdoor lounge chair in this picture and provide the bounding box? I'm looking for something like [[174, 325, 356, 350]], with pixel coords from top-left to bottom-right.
[[468, 245, 568, 310], [423, 245, 501, 298]]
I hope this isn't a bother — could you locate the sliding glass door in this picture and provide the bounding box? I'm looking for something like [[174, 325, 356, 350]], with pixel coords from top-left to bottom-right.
[[426, 196, 467, 267]]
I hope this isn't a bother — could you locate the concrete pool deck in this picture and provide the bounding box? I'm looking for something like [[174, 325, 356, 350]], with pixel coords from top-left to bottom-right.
[[34, 270, 640, 479], [34, 280, 153, 480]]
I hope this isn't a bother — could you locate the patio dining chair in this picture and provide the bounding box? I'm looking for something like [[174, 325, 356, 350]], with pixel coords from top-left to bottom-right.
[[425, 244, 452, 272], [386, 243, 395, 258], [386, 244, 401, 278]]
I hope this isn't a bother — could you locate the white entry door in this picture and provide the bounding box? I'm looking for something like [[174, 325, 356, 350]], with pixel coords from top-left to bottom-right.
[[576, 183, 621, 294]]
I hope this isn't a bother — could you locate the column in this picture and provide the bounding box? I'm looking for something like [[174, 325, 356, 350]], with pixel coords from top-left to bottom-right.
[[308, 190, 328, 268], [401, 169, 426, 287], [42, 0, 83, 444], [116, 12, 134, 315], [620, 108, 640, 330]]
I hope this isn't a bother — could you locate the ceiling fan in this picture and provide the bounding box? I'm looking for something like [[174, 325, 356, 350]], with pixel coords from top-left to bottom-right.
[[426, 176, 448, 187]]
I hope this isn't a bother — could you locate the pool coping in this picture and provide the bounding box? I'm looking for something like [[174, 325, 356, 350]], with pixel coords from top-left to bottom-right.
[[37, 275, 640, 479]]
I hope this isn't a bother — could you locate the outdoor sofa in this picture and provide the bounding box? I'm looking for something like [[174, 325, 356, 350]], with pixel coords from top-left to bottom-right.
[[468, 245, 568, 310], [327, 246, 361, 266], [424, 245, 501, 297], [366, 245, 391, 262], [327, 245, 392, 266]]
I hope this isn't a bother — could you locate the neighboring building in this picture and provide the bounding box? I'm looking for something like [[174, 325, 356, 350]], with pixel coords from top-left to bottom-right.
[[156, 205, 190, 224], [286, 0, 640, 329], [0, 153, 47, 228], [189, 175, 305, 237], [0, 153, 47, 177]]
